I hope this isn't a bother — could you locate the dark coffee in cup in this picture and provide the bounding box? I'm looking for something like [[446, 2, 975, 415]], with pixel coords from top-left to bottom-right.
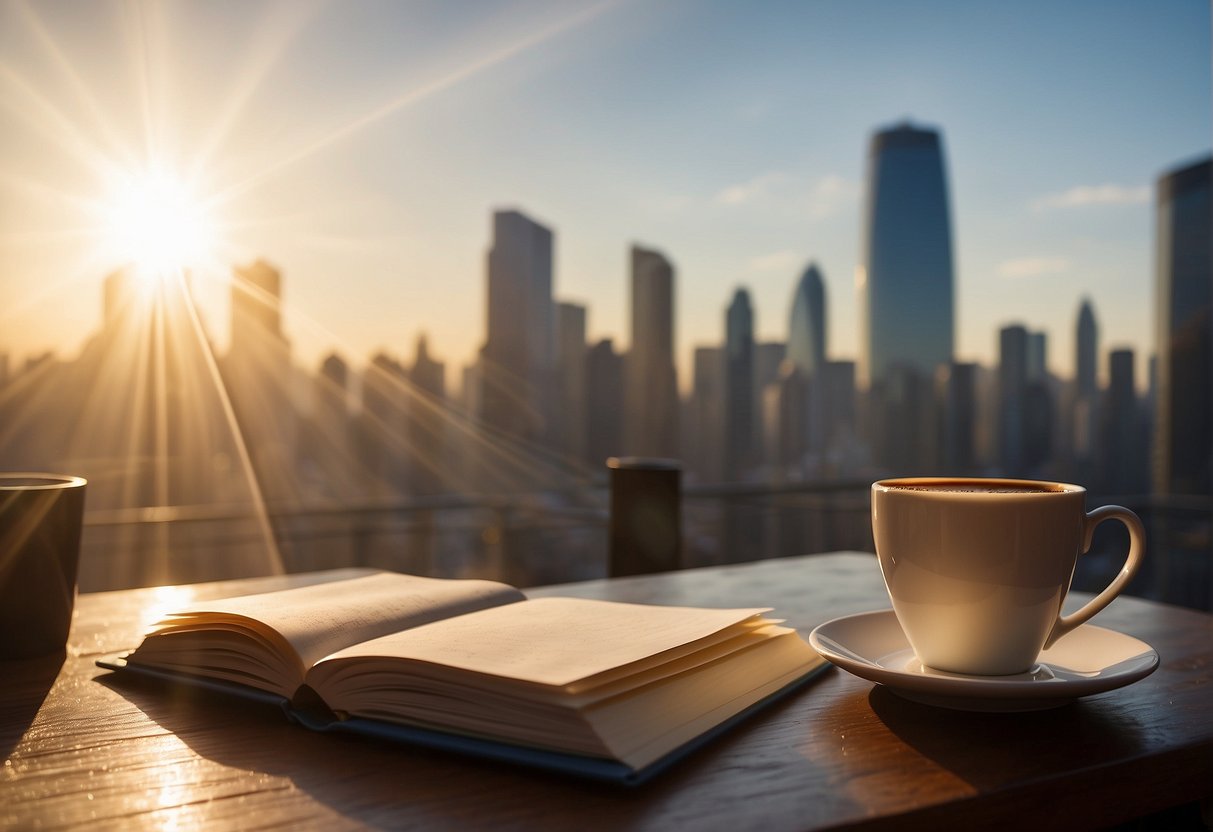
[[887, 482, 1059, 494]]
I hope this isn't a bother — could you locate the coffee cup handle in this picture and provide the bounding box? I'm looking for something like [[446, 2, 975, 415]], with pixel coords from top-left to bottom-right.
[[1044, 505, 1145, 649]]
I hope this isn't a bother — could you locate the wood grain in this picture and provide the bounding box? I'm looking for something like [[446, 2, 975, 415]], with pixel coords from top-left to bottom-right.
[[2, 553, 1209, 830]]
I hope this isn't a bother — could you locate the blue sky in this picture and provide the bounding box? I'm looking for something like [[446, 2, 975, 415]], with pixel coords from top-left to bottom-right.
[[1, 0, 1208, 389]]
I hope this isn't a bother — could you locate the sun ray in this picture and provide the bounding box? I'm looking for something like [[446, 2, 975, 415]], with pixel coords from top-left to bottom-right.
[[0, 244, 118, 334], [207, 0, 622, 209], [183, 247, 597, 499], [123, 0, 165, 166], [0, 227, 104, 248], [0, 62, 126, 181], [172, 270, 285, 574], [118, 296, 155, 518], [151, 280, 170, 510], [0, 168, 107, 215], [187, 0, 331, 183], [13, 0, 139, 170], [0, 357, 63, 451]]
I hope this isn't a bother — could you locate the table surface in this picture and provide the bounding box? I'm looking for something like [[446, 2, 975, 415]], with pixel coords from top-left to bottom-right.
[[2, 552, 1210, 831]]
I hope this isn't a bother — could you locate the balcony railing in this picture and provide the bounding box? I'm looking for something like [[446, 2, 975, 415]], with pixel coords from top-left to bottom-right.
[[80, 483, 1210, 611]]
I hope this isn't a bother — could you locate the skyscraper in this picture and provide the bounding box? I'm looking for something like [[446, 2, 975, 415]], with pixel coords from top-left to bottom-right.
[[359, 351, 409, 496], [408, 334, 447, 495], [586, 338, 624, 468], [765, 361, 808, 479], [303, 352, 359, 501], [1101, 348, 1146, 494], [787, 262, 828, 454], [753, 342, 787, 396], [480, 209, 554, 444], [231, 259, 286, 356], [1073, 299, 1099, 475], [1153, 156, 1211, 496], [870, 363, 938, 474], [1023, 330, 1053, 475], [1027, 331, 1047, 383], [787, 263, 827, 378], [410, 335, 445, 400], [724, 288, 755, 480], [821, 360, 857, 458], [554, 302, 588, 463], [687, 346, 724, 482], [859, 122, 955, 389], [625, 245, 678, 458], [321, 353, 349, 397], [1076, 299, 1098, 399], [937, 362, 977, 473], [753, 341, 786, 470], [226, 259, 298, 503], [999, 324, 1029, 476]]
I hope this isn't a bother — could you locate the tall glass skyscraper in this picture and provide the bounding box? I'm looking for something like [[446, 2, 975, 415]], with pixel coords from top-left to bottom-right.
[[625, 245, 678, 458], [1072, 298, 1099, 472], [787, 263, 826, 378], [859, 122, 954, 389], [787, 262, 827, 454], [1153, 156, 1211, 496], [724, 288, 755, 479], [1075, 298, 1098, 399], [480, 209, 554, 443]]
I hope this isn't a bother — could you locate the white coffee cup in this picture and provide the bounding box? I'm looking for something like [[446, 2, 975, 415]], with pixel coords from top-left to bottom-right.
[[872, 477, 1145, 676]]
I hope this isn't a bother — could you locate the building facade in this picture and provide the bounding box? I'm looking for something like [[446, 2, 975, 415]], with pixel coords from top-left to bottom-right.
[[859, 122, 955, 389], [787, 263, 827, 379], [1153, 156, 1211, 496], [625, 245, 679, 459], [480, 209, 555, 444], [724, 288, 755, 480]]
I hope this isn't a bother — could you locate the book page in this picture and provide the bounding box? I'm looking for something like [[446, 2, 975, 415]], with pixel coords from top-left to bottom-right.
[[166, 572, 524, 671], [316, 596, 770, 688]]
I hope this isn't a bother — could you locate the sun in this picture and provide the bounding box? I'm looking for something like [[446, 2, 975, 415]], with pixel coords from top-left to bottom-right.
[[104, 166, 217, 280]]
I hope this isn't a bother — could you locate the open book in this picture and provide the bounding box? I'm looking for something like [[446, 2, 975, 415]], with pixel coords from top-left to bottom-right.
[[99, 572, 826, 783]]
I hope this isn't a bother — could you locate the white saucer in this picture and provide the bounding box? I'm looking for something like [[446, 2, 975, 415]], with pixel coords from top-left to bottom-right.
[[808, 609, 1159, 712]]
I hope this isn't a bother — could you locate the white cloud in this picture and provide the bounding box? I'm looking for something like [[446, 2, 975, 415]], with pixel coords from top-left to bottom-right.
[[805, 174, 860, 220], [713, 172, 786, 206], [1032, 184, 1150, 211], [747, 249, 803, 273], [998, 256, 1070, 278], [713, 172, 859, 221]]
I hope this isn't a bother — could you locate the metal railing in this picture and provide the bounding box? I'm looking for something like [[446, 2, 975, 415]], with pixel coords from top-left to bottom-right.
[[78, 482, 1210, 611]]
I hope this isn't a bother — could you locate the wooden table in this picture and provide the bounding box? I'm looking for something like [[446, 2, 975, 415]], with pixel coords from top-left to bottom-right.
[[3, 552, 1210, 830]]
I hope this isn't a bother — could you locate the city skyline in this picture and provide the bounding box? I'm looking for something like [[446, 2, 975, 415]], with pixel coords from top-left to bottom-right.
[[1, 1, 1209, 392], [1, 138, 1203, 588]]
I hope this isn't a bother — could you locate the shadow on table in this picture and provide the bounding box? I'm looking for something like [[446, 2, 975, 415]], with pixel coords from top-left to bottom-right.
[[96, 668, 836, 826], [803, 682, 1159, 828], [1, 650, 65, 760], [864, 687, 1213, 829], [864, 685, 1148, 790]]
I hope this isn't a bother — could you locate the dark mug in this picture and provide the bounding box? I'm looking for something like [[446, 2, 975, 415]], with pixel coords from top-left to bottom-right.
[[0, 474, 87, 659]]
